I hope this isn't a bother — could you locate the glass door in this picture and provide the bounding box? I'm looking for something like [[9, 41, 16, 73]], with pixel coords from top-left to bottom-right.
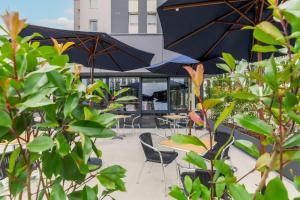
[[142, 78, 168, 113]]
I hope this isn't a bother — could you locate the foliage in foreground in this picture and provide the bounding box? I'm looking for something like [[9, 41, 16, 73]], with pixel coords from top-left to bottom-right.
[[170, 1, 300, 200], [0, 12, 135, 199]]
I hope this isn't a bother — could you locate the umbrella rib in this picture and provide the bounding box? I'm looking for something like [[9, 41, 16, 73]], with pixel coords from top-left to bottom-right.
[[224, 0, 255, 25], [162, 0, 249, 11], [94, 44, 117, 56], [215, 20, 249, 26], [201, 1, 256, 59], [167, 1, 254, 49], [99, 43, 124, 71], [101, 39, 149, 66]]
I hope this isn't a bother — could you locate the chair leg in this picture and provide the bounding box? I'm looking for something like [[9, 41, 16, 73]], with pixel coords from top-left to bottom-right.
[[148, 162, 154, 173], [136, 161, 147, 184], [161, 163, 167, 195]]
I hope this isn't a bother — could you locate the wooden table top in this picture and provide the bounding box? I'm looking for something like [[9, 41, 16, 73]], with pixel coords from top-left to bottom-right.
[[162, 114, 188, 120], [115, 115, 131, 119], [159, 136, 216, 155]]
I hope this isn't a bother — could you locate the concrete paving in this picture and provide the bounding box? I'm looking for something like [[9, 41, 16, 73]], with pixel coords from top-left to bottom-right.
[[95, 128, 299, 200]]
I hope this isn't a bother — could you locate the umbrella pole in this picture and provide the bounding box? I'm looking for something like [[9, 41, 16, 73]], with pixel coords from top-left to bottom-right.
[[188, 77, 192, 135], [89, 54, 95, 106]]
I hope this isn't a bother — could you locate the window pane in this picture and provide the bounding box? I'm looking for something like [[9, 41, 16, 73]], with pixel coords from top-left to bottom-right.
[[129, 14, 139, 33], [129, 0, 138, 13], [147, 0, 157, 13], [109, 77, 140, 112], [142, 78, 167, 111], [147, 13, 157, 33], [170, 78, 189, 112], [90, 20, 97, 32], [90, 0, 97, 8]]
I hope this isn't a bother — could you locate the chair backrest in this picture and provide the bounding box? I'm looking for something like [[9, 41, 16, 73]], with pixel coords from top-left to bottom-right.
[[139, 133, 155, 160], [214, 131, 234, 159], [154, 117, 161, 128], [0, 152, 12, 180], [180, 169, 214, 189]]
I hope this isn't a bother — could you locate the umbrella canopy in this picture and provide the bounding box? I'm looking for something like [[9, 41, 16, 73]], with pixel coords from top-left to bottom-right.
[[158, 0, 277, 62], [20, 25, 154, 81], [147, 55, 225, 75]]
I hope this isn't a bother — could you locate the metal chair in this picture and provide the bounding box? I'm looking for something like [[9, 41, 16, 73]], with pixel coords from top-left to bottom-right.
[[0, 152, 11, 181], [202, 131, 236, 172], [203, 131, 234, 160], [154, 117, 173, 136], [123, 114, 141, 128], [137, 132, 178, 194]]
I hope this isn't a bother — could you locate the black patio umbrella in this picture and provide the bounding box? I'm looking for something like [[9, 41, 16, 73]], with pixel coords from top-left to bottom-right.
[[146, 55, 225, 75], [20, 25, 154, 83], [158, 0, 278, 62]]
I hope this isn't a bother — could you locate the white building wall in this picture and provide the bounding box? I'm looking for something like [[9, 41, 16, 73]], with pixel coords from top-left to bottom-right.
[[75, 0, 111, 33]]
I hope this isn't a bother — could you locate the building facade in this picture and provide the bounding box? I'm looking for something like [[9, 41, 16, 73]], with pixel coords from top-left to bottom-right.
[[74, 0, 192, 115]]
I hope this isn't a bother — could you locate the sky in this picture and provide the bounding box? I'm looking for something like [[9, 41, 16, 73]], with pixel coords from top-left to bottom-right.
[[0, 0, 74, 34]]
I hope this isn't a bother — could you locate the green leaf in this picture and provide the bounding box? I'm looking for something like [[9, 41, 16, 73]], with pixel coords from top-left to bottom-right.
[[235, 140, 259, 158], [294, 176, 300, 192], [252, 44, 278, 53], [69, 186, 98, 200], [21, 32, 43, 43], [26, 65, 60, 77], [222, 52, 236, 70], [42, 150, 61, 179], [27, 136, 54, 153], [183, 151, 207, 170], [255, 153, 271, 172], [97, 165, 126, 192], [68, 120, 116, 138], [216, 176, 226, 198], [16, 54, 27, 79], [230, 91, 258, 101], [216, 63, 231, 73], [254, 21, 285, 45], [8, 147, 21, 173], [234, 114, 273, 136], [284, 134, 300, 148], [47, 70, 66, 94], [80, 134, 92, 163], [264, 177, 288, 200], [202, 98, 223, 110], [115, 96, 137, 102], [19, 88, 56, 111], [214, 101, 236, 131], [169, 186, 188, 200], [50, 183, 66, 200], [280, 0, 300, 18], [228, 184, 252, 200], [283, 92, 298, 109], [184, 175, 193, 194], [114, 87, 129, 97], [0, 111, 12, 128], [50, 55, 69, 67], [55, 134, 70, 157], [64, 93, 79, 118], [287, 109, 300, 125], [171, 134, 207, 149]]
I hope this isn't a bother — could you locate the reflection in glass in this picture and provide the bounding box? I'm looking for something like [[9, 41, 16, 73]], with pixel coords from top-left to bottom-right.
[[109, 77, 140, 112], [170, 77, 189, 112], [142, 78, 167, 111]]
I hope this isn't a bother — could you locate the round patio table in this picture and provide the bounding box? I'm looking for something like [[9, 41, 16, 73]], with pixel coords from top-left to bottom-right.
[[162, 114, 188, 134]]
